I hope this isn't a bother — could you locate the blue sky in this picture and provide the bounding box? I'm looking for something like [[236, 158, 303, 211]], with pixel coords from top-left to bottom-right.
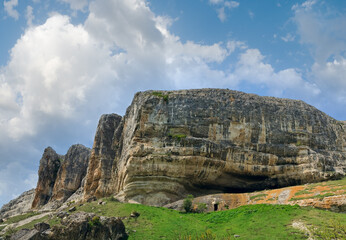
[[0, 0, 345, 207]]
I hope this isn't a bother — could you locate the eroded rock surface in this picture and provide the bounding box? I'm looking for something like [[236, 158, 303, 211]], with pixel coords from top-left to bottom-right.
[[48, 212, 127, 240], [51, 144, 90, 202], [8, 212, 127, 240], [0, 189, 35, 219], [84, 114, 122, 199], [32, 147, 62, 209], [84, 89, 346, 206], [32, 145, 90, 209]]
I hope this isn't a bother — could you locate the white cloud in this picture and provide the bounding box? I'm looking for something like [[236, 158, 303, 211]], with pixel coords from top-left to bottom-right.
[[209, 0, 239, 22], [292, 0, 346, 113], [301, 0, 317, 11], [233, 49, 320, 97], [224, 1, 239, 9], [209, 0, 223, 4], [60, 0, 89, 11], [281, 33, 295, 42], [217, 7, 226, 22], [1, 14, 119, 140], [293, 1, 346, 63], [227, 40, 247, 54], [26, 6, 35, 26], [248, 10, 254, 19], [312, 58, 346, 102], [4, 0, 19, 20]]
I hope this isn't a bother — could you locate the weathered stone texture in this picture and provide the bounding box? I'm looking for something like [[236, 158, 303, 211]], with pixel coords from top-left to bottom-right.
[[84, 114, 123, 199], [32, 147, 62, 209], [51, 144, 90, 202], [32, 145, 90, 209], [108, 89, 345, 206], [0, 189, 35, 219], [48, 212, 127, 240]]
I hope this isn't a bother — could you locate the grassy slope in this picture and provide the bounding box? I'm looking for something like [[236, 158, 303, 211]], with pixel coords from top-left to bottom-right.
[[77, 199, 345, 239], [2, 178, 345, 239]]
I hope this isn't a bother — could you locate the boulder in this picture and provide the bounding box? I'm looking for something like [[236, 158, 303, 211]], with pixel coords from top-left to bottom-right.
[[49, 212, 127, 240]]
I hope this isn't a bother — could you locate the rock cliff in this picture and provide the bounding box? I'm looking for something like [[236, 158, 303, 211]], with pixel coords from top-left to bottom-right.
[[84, 89, 346, 206], [84, 114, 122, 200], [32, 145, 90, 209], [0, 189, 35, 219], [32, 147, 62, 209], [51, 144, 90, 202]]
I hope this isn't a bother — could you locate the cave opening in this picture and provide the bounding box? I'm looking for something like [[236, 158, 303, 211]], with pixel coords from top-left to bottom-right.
[[213, 203, 219, 211]]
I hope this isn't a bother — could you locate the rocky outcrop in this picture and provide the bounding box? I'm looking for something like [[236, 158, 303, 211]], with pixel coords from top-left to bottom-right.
[[48, 212, 127, 240], [84, 89, 346, 206], [84, 114, 122, 200], [32, 145, 90, 209], [9, 212, 127, 240], [0, 189, 35, 219], [51, 145, 90, 202], [32, 147, 62, 209]]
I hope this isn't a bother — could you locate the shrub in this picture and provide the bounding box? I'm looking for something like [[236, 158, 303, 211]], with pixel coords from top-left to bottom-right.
[[109, 196, 119, 202], [196, 203, 207, 213], [152, 91, 169, 102], [88, 216, 101, 227], [183, 195, 194, 213]]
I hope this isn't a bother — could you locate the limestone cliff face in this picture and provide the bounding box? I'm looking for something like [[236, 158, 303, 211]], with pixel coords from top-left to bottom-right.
[[32, 147, 62, 209], [0, 189, 35, 219], [85, 89, 346, 206], [32, 145, 90, 209], [84, 114, 122, 199], [51, 144, 90, 202]]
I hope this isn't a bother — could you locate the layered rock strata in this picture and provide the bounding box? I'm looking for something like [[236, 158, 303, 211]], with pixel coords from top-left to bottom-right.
[[32, 145, 90, 209], [84, 89, 346, 206]]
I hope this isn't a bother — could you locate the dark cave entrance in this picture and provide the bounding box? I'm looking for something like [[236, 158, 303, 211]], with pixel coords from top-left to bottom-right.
[[213, 203, 219, 211]]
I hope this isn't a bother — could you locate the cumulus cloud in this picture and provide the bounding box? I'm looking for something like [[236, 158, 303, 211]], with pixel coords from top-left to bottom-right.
[[209, 0, 240, 22], [281, 33, 295, 42], [4, 0, 19, 20], [293, 1, 346, 63], [1, 14, 122, 140], [26, 6, 35, 26], [233, 49, 320, 97], [60, 0, 89, 11], [292, 0, 346, 116]]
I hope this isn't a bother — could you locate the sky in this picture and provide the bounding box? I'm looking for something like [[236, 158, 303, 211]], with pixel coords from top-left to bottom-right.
[[0, 0, 345, 207]]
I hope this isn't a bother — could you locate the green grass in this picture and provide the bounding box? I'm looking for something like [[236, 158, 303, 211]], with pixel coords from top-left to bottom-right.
[[75, 198, 345, 240], [290, 193, 336, 201], [168, 133, 187, 141], [294, 189, 314, 196], [250, 193, 268, 200], [152, 91, 169, 101], [3, 198, 345, 239], [3, 212, 39, 224]]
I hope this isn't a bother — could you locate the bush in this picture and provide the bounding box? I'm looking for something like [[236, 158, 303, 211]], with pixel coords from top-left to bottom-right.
[[196, 203, 207, 213], [88, 216, 100, 227], [109, 196, 119, 202], [183, 195, 194, 213]]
